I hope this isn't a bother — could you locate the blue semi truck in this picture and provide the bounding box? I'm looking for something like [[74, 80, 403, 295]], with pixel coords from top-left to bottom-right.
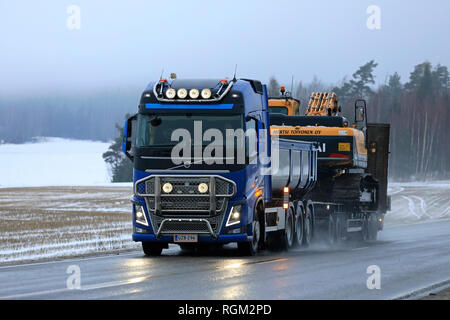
[[122, 77, 319, 255], [122, 77, 389, 256]]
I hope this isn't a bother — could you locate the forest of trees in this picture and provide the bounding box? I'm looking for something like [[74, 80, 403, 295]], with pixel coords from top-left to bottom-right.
[[270, 60, 450, 181], [1, 62, 448, 182], [0, 88, 140, 143]]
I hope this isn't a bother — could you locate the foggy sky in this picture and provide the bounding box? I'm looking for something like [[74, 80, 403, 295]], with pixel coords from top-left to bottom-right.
[[1, 0, 449, 94]]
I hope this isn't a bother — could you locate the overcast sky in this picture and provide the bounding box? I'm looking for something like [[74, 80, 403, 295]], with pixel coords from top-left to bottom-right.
[[1, 0, 449, 94]]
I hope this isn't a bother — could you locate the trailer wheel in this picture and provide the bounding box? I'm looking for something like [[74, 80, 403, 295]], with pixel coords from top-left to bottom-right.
[[335, 214, 345, 243], [294, 204, 304, 247], [360, 218, 369, 241], [303, 206, 313, 246], [283, 207, 295, 249], [142, 242, 163, 256], [327, 215, 337, 245], [367, 214, 378, 241]]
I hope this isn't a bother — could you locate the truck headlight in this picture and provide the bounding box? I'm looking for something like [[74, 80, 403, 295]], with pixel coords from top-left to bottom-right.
[[165, 88, 176, 99], [162, 182, 173, 193], [198, 182, 208, 193], [134, 203, 148, 227], [226, 205, 241, 227], [201, 88, 211, 99], [177, 88, 188, 99]]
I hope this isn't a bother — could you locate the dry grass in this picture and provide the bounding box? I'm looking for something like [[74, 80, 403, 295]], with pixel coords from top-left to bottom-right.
[[0, 186, 139, 265]]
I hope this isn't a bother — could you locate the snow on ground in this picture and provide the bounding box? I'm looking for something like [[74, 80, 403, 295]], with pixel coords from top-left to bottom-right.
[[386, 180, 450, 225], [0, 137, 114, 188], [0, 186, 137, 265]]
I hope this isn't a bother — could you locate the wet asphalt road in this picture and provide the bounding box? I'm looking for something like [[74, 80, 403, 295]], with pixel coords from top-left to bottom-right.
[[1, 220, 449, 300]]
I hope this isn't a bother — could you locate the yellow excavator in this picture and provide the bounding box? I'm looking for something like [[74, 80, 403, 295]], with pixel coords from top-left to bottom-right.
[[268, 88, 390, 240]]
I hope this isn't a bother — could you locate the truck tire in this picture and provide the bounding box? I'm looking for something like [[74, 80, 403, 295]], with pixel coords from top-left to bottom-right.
[[360, 218, 369, 241], [294, 204, 304, 247], [367, 214, 378, 241], [238, 218, 260, 256], [327, 215, 337, 245], [303, 205, 313, 247], [335, 214, 345, 243], [142, 242, 163, 256], [283, 207, 295, 249]]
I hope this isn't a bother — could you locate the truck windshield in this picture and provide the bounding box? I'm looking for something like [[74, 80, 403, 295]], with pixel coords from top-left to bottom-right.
[[269, 106, 288, 115], [136, 113, 244, 147]]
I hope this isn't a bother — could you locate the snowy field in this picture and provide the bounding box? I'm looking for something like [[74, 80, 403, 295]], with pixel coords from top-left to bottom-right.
[[386, 181, 450, 225], [0, 138, 449, 264], [0, 137, 112, 188]]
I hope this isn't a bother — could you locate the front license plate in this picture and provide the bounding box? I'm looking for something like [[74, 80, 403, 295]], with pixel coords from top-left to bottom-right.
[[174, 234, 198, 243]]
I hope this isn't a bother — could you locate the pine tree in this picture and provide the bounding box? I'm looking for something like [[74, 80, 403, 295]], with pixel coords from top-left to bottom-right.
[[102, 118, 133, 182], [268, 76, 281, 96]]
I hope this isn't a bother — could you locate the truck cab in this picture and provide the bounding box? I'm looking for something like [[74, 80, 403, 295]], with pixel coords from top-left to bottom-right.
[[123, 78, 273, 255]]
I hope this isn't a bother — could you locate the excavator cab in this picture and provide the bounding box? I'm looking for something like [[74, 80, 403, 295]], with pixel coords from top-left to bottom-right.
[[268, 87, 300, 115], [354, 99, 368, 149]]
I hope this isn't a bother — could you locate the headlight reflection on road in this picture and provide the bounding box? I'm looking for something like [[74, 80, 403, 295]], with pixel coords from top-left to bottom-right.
[[223, 262, 244, 269]]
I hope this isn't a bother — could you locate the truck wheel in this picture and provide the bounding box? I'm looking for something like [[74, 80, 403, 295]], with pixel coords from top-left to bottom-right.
[[327, 215, 337, 245], [367, 214, 378, 241], [142, 242, 163, 256], [294, 205, 304, 247], [335, 215, 345, 243], [360, 218, 369, 241], [303, 206, 313, 247], [283, 207, 295, 249], [238, 219, 260, 256]]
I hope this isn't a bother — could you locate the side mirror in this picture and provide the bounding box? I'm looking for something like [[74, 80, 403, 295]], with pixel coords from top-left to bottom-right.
[[245, 114, 258, 122], [122, 114, 137, 161]]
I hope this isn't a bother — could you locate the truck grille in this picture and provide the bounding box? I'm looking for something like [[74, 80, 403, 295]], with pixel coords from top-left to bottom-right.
[[135, 175, 236, 236], [148, 211, 225, 235]]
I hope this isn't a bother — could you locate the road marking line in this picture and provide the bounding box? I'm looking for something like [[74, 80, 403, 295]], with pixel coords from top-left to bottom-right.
[[352, 247, 369, 251], [0, 272, 176, 299], [0, 251, 141, 270]]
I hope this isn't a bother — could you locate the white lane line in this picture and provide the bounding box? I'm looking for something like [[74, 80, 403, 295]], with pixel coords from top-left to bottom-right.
[[351, 247, 369, 251], [0, 288, 69, 300], [0, 251, 141, 270], [0, 272, 176, 299]]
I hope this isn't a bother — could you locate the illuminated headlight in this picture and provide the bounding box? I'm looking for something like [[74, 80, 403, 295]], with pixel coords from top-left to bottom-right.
[[134, 203, 148, 226], [198, 182, 208, 194], [177, 88, 188, 99], [201, 88, 212, 99], [226, 205, 241, 227], [162, 182, 173, 193], [189, 88, 200, 99], [165, 88, 176, 99]]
